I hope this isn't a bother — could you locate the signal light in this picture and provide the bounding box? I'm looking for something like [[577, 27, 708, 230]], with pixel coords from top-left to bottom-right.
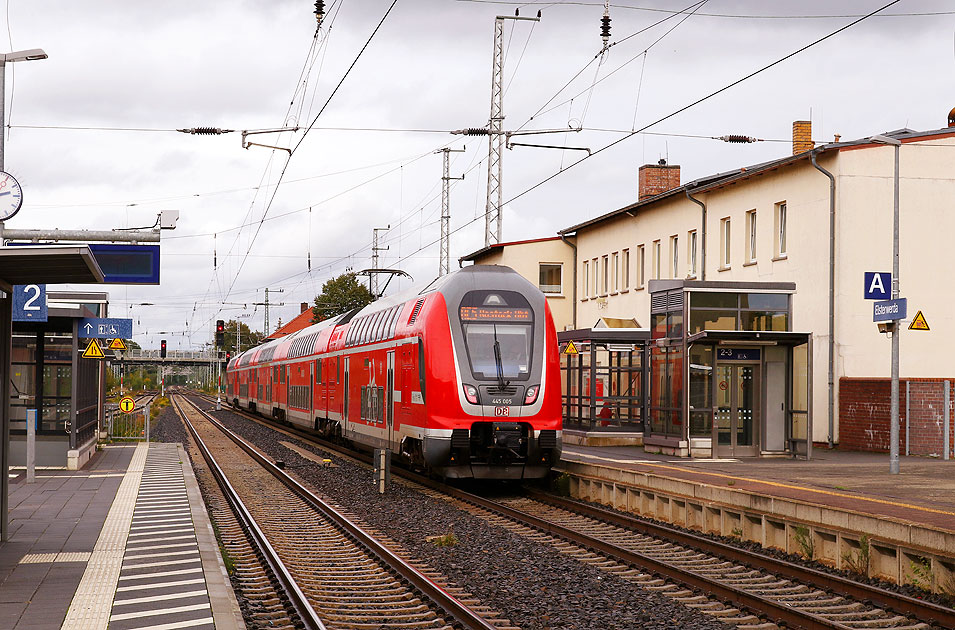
[[160, 339, 167, 358], [463, 384, 479, 405], [216, 319, 225, 347]]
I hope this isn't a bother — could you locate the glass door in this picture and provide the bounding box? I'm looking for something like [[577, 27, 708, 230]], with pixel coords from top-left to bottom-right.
[[715, 364, 760, 457]]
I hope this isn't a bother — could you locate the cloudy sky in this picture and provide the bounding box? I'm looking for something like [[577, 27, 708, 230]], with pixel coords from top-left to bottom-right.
[[4, 0, 954, 349]]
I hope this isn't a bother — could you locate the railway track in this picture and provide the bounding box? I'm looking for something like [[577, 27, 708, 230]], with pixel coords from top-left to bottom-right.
[[172, 393, 513, 630], [193, 392, 955, 630]]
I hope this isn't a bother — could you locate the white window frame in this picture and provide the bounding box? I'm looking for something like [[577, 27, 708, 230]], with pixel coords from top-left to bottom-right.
[[746, 209, 757, 263], [592, 258, 598, 297], [687, 230, 698, 278], [582, 260, 589, 299], [611, 251, 620, 293], [538, 262, 562, 295], [636, 245, 645, 289], [774, 201, 788, 259], [720, 218, 731, 269], [601, 255, 609, 294], [652, 240, 661, 280], [670, 235, 679, 279], [621, 248, 630, 291]]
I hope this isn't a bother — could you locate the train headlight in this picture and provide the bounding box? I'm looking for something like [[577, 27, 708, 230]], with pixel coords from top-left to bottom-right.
[[463, 384, 479, 405], [524, 385, 539, 405]]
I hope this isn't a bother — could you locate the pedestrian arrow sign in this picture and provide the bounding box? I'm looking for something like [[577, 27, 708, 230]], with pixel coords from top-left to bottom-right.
[[908, 310, 930, 331], [563, 341, 580, 355], [82, 338, 105, 359], [108, 338, 127, 351]]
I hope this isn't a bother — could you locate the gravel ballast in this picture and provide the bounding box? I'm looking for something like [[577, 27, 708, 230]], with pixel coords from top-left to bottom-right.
[[158, 398, 729, 630]]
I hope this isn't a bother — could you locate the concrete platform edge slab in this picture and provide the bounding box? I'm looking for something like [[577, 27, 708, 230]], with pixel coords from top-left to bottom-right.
[[178, 442, 245, 630]]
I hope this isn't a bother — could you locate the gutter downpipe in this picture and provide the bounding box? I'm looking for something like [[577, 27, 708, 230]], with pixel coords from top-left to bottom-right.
[[560, 233, 578, 329], [684, 187, 706, 280], [811, 148, 836, 449]]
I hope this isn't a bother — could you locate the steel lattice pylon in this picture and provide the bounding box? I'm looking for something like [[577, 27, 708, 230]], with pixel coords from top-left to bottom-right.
[[485, 16, 505, 248]]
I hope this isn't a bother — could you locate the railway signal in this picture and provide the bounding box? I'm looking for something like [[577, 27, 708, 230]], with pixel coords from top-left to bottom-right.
[[215, 319, 225, 347], [160, 339, 167, 358]]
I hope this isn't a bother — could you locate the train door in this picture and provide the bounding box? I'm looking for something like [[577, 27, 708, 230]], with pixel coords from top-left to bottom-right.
[[309, 361, 315, 418], [387, 350, 395, 448], [343, 357, 350, 432]]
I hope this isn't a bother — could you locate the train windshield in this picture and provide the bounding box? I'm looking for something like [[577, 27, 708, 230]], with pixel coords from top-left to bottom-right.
[[459, 290, 533, 381]]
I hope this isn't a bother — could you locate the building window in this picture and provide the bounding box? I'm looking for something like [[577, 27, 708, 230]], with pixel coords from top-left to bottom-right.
[[746, 209, 757, 263], [621, 248, 630, 289], [539, 263, 562, 294], [669, 235, 679, 278], [582, 260, 589, 298], [775, 201, 787, 258], [688, 230, 698, 278], [636, 245, 645, 289], [720, 218, 731, 269], [601, 255, 609, 294], [592, 258, 598, 297], [611, 252, 619, 292], [652, 240, 661, 280]]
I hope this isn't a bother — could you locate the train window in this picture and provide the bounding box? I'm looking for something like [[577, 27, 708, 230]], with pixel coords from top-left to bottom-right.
[[374, 310, 385, 341], [315, 359, 322, 384], [280, 365, 286, 383], [357, 317, 367, 344], [389, 305, 401, 338], [273, 366, 279, 382], [336, 356, 340, 383], [368, 313, 378, 343]]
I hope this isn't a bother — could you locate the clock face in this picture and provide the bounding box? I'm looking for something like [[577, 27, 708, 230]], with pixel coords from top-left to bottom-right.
[[0, 171, 23, 221]]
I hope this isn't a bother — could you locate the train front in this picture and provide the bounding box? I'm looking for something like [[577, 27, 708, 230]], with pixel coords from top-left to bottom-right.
[[426, 265, 562, 479]]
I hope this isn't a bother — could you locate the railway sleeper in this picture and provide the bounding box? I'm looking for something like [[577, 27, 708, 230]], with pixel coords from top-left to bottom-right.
[[817, 608, 897, 621], [834, 617, 919, 629]]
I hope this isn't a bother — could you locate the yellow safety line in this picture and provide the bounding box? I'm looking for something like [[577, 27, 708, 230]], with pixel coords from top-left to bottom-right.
[[570, 454, 955, 519]]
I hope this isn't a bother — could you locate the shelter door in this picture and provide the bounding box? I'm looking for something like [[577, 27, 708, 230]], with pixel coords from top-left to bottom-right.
[[715, 364, 760, 457]]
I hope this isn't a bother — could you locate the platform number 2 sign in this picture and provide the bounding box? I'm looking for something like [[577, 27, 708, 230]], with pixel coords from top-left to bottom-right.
[[13, 284, 48, 322]]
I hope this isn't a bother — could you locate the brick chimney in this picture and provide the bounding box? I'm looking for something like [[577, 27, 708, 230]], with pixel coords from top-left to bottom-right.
[[301, 302, 309, 314], [638, 159, 681, 200], [792, 120, 813, 154]]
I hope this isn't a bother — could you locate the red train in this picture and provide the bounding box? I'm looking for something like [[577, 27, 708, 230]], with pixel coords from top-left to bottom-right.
[[226, 265, 562, 479]]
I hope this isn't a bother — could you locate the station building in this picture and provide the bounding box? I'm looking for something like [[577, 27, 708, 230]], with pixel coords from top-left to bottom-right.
[[462, 121, 955, 458]]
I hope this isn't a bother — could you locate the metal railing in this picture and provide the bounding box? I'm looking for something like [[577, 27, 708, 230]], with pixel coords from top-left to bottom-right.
[[106, 402, 151, 441]]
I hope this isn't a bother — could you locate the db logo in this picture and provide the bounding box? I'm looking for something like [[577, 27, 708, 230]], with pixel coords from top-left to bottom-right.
[[494, 406, 510, 417]]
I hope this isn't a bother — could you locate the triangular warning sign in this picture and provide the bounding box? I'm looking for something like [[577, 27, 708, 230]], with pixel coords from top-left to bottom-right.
[[82, 338, 105, 359], [908, 310, 930, 331], [563, 340, 580, 355], [109, 338, 127, 350]]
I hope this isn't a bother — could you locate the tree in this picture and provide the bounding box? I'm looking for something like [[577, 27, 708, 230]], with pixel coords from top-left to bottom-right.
[[222, 319, 264, 354], [312, 272, 374, 322]]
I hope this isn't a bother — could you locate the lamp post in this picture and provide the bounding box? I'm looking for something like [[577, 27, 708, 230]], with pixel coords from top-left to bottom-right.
[[0, 48, 47, 172], [870, 134, 902, 474]]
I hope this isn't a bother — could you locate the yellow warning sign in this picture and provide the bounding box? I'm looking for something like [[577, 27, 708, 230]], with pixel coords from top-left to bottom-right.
[[82, 338, 105, 359], [119, 396, 136, 413], [563, 340, 580, 355], [908, 310, 930, 331], [108, 338, 127, 351]]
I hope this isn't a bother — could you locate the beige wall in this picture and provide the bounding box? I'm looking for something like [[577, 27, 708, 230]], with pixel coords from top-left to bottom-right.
[[467, 239, 575, 332]]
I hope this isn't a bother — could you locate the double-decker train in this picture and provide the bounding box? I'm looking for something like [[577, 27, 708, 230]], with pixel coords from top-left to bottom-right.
[[225, 265, 562, 479]]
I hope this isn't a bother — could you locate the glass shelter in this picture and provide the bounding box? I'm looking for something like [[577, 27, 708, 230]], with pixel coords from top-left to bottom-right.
[[645, 280, 812, 458], [558, 324, 649, 435]]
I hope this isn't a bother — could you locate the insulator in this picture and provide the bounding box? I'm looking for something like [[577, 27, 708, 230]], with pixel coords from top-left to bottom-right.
[[179, 127, 230, 135], [600, 15, 611, 39], [314, 0, 324, 24], [464, 128, 489, 136], [719, 135, 758, 143]]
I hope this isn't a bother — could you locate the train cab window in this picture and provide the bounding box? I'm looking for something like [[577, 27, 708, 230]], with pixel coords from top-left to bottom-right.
[[458, 290, 534, 382], [315, 359, 322, 384]]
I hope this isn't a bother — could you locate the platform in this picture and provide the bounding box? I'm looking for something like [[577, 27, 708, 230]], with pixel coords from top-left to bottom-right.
[[561, 444, 955, 532], [0, 443, 243, 630]]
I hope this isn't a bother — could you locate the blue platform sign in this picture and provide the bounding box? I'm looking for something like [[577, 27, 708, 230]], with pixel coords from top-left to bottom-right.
[[79, 317, 133, 339], [873, 298, 907, 323], [12, 284, 47, 322], [864, 272, 891, 300]]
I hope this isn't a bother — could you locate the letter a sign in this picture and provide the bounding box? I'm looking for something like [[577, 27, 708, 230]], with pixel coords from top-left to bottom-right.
[[864, 272, 891, 300]]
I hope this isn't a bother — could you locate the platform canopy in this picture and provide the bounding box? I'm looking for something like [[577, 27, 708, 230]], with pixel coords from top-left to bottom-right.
[[0, 246, 105, 291]]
